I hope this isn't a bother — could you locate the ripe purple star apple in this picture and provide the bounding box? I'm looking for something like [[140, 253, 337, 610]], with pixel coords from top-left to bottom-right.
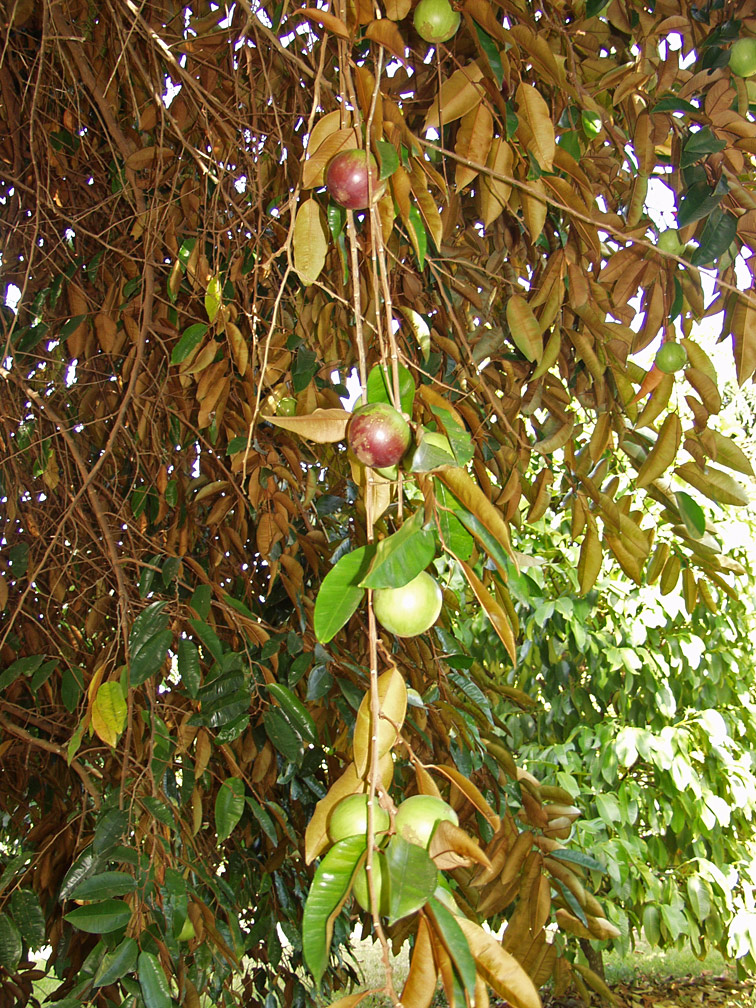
[[347, 402, 411, 469], [325, 149, 382, 210], [373, 571, 443, 638]]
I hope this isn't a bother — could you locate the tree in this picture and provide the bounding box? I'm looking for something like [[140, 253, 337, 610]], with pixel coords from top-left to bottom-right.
[[1, 1, 756, 1006]]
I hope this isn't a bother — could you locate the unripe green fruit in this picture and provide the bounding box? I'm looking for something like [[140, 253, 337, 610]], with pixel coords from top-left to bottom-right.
[[394, 794, 458, 847], [655, 342, 688, 374], [352, 853, 390, 915], [177, 918, 196, 941], [373, 571, 443, 638], [276, 396, 297, 416], [328, 794, 390, 843], [657, 230, 683, 256], [413, 0, 460, 43], [729, 38, 756, 78]]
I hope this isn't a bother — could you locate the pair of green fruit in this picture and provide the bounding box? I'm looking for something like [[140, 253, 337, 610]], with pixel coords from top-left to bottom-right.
[[328, 793, 459, 913]]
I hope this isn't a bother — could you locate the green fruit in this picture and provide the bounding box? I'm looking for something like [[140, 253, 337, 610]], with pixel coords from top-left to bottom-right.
[[413, 0, 460, 44], [352, 852, 390, 915], [657, 230, 683, 256], [394, 794, 458, 848], [655, 342, 688, 374], [177, 918, 196, 941], [328, 794, 390, 843], [373, 571, 443, 638], [276, 396, 297, 416], [729, 38, 756, 78]]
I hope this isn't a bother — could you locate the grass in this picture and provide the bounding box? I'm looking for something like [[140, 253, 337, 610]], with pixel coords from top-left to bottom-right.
[[332, 930, 743, 1007]]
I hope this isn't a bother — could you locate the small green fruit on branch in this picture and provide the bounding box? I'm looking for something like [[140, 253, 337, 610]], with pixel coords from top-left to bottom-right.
[[373, 571, 443, 637]]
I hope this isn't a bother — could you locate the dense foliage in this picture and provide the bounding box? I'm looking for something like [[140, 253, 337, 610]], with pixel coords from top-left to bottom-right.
[[1, 1, 756, 1006]]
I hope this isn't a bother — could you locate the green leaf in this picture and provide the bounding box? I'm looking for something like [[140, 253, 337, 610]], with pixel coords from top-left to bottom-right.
[[408, 204, 427, 270], [170, 323, 208, 364], [94, 937, 139, 988], [366, 361, 415, 415], [690, 208, 737, 266], [215, 777, 246, 842], [585, 0, 610, 15], [313, 545, 374, 643], [649, 96, 700, 116], [70, 872, 137, 902], [64, 899, 132, 934], [138, 950, 173, 1008], [426, 894, 477, 995], [247, 796, 279, 844], [0, 914, 22, 969], [549, 848, 606, 873], [360, 512, 436, 590], [385, 835, 437, 924], [303, 836, 366, 987], [376, 140, 399, 180], [129, 629, 172, 687], [92, 681, 127, 747], [267, 682, 318, 744], [190, 584, 212, 620], [188, 617, 224, 664], [178, 638, 201, 697], [472, 20, 504, 87], [680, 126, 726, 168], [675, 491, 706, 539], [435, 484, 474, 560], [204, 275, 223, 322], [677, 177, 728, 229], [263, 707, 303, 764]]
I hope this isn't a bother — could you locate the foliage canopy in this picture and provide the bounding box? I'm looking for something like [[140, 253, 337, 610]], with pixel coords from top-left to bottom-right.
[[1, 0, 756, 1006]]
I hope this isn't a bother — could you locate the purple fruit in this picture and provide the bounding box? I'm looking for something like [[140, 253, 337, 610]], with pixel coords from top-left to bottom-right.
[[348, 402, 411, 469]]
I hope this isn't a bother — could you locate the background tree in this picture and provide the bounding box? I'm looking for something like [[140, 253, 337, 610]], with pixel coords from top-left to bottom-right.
[[1, 1, 756, 1007]]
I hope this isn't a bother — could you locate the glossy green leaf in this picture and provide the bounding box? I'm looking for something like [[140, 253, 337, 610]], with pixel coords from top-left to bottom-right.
[[408, 203, 427, 270], [680, 127, 726, 168], [472, 20, 504, 87], [138, 950, 173, 1008], [385, 835, 437, 924], [64, 899, 132, 934], [267, 682, 318, 744], [313, 545, 374, 643], [94, 936, 139, 987], [434, 483, 474, 560], [366, 361, 415, 414], [70, 871, 137, 901], [303, 836, 366, 987], [360, 511, 436, 589], [247, 796, 279, 844], [215, 776, 246, 842], [264, 707, 303, 764], [170, 322, 208, 364], [205, 275, 223, 322], [549, 848, 605, 873], [177, 637, 201, 697], [426, 895, 477, 995]]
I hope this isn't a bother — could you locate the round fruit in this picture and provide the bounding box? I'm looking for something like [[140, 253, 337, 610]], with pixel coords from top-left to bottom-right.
[[276, 396, 297, 416], [413, 0, 460, 44], [328, 794, 390, 843], [352, 852, 390, 915], [373, 571, 443, 638], [655, 342, 688, 374], [729, 38, 756, 78], [395, 794, 458, 848], [347, 402, 411, 469], [657, 229, 683, 256], [325, 149, 382, 210]]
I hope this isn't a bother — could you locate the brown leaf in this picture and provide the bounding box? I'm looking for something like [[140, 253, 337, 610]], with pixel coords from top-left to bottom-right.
[[262, 408, 351, 443]]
